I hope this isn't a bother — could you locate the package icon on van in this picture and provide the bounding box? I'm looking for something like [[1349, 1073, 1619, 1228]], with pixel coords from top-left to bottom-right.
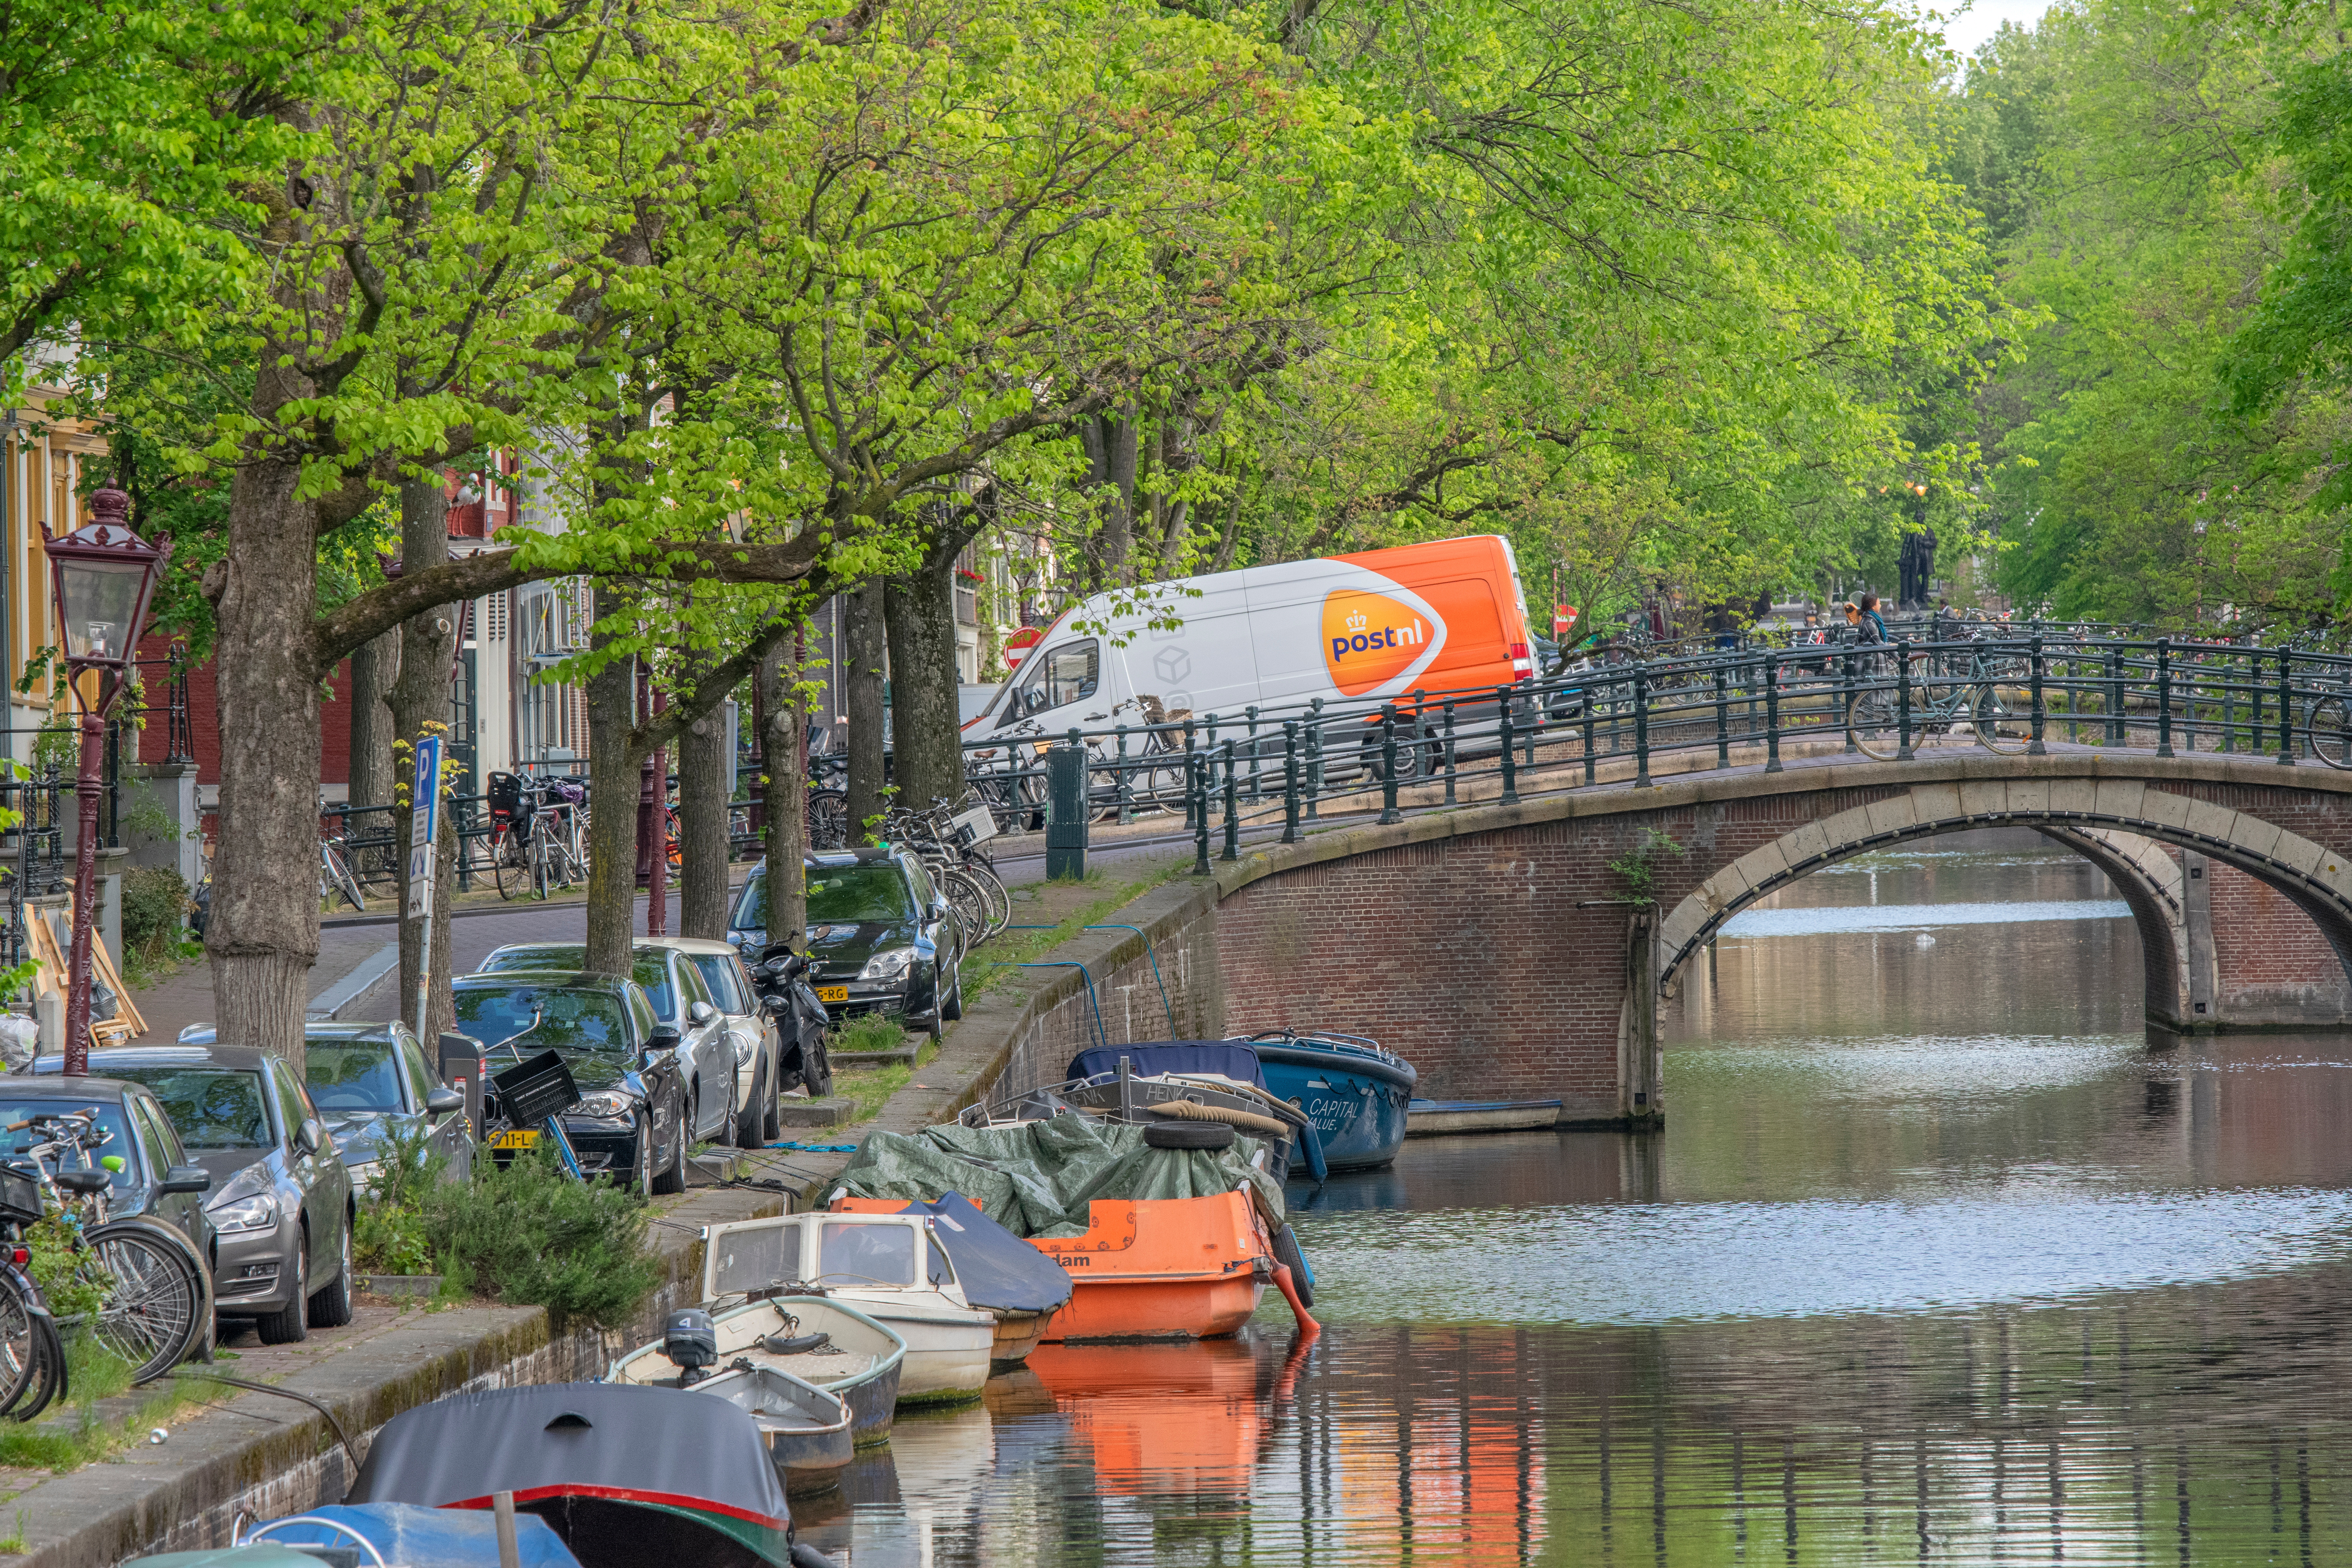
[[1322, 589, 1440, 697]]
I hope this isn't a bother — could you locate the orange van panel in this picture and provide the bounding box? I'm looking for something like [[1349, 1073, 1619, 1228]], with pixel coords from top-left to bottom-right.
[[1336, 537, 1530, 697]]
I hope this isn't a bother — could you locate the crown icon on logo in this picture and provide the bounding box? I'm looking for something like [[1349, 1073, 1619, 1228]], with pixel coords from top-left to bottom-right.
[[1345, 608, 1368, 633]]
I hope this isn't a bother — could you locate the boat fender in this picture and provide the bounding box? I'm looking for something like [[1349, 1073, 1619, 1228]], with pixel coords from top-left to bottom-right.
[[1298, 1117, 1328, 1183], [1269, 1224, 1316, 1309], [1271, 1263, 1320, 1336], [757, 1331, 833, 1356], [1145, 1099, 1291, 1137]]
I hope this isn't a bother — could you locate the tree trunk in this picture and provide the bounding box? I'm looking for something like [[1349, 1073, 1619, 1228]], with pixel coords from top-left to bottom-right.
[[679, 691, 731, 940], [884, 554, 965, 814], [347, 628, 398, 810], [584, 584, 641, 975], [758, 641, 806, 946], [207, 449, 322, 1078], [1082, 411, 1139, 586], [844, 579, 887, 838], [392, 476, 458, 1040]]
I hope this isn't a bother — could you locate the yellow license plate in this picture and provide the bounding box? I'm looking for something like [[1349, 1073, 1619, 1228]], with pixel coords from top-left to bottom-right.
[[490, 1130, 540, 1150], [817, 986, 849, 1004]]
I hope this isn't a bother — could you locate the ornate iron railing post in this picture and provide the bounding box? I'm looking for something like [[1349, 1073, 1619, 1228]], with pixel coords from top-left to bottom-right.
[[1114, 724, 1132, 824], [1222, 739, 1241, 858], [1191, 754, 1210, 876], [1897, 639, 1915, 761], [1245, 705, 1261, 802], [1281, 720, 1301, 844], [1378, 703, 1403, 824], [1714, 662, 1730, 769], [2279, 648, 2297, 764], [1633, 666, 1652, 787], [1305, 701, 1323, 822], [1183, 717, 1199, 828], [1442, 699, 1458, 804], [2028, 634, 2047, 755], [1765, 654, 1784, 774], [1582, 696, 1597, 785], [2107, 645, 2124, 746], [2156, 639, 2174, 758], [1497, 687, 1520, 804]]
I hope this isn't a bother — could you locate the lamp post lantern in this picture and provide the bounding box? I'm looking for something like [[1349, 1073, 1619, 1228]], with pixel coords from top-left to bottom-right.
[[43, 485, 165, 1075]]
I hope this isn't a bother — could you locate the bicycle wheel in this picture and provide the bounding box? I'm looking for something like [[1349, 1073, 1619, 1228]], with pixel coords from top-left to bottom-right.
[[0, 1271, 40, 1419], [323, 845, 365, 912], [938, 870, 987, 958], [492, 826, 531, 900], [1847, 694, 1902, 761], [960, 860, 1011, 938], [806, 791, 849, 851], [2307, 695, 2352, 769], [11, 1309, 63, 1422], [530, 835, 554, 902], [1973, 683, 2033, 754], [83, 1218, 206, 1383]]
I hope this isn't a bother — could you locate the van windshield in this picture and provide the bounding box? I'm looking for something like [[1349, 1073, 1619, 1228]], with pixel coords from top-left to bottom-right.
[[1002, 640, 1098, 722]]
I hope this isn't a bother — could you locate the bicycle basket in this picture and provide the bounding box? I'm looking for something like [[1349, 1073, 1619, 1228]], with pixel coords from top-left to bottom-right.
[[948, 803, 997, 847], [491, 1049, 582, 1126], [547, 779, 586, 808], [0, 1163, 40, 1226]]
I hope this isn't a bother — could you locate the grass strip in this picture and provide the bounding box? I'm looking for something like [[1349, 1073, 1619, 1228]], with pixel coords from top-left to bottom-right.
[[0, 1341, 214, 1474], [964, 855, 1192, 1005]]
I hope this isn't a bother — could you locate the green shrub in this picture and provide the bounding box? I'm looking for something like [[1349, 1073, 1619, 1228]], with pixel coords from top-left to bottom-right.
[[423, 1150, 658, 1330], [119, 867, 189, 951], [831, 1012, 905, 1054], [354, 1118, 444, 1276]]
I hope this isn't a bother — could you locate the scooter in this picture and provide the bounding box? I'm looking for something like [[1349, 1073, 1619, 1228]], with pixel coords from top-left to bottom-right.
[[753, 942, 834, 1100]]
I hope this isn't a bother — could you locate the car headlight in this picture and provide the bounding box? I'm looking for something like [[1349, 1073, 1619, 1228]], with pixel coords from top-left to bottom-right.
[[211, 1191, 280, 1234], [574, 1091, 635, 1120], [858, 948, 914, 982]]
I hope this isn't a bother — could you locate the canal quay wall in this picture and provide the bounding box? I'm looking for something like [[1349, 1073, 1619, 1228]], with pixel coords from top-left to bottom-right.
[[6, 1180, 786, 1568]]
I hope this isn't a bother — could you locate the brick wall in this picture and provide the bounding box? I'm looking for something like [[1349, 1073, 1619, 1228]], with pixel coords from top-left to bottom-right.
[[2208, 858, 2352, 1020], [138, 631, 352, 789]]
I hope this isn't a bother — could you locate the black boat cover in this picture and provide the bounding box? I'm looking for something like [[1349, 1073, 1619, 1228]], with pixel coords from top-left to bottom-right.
[[851, 1191, 1073, 1314], [344, 1382, 791, 1566], [1067, 1040, 1266, 1088]]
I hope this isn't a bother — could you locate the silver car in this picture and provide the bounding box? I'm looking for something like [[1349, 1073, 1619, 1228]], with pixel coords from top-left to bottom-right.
[[177, 1022, 472, 1187], [637, 936, 780, 1147], [73, 1045, 354, 1345]]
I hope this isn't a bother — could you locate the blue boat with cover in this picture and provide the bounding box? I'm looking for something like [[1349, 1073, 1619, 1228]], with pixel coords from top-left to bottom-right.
[[1249, 1030, 1418, 1172]]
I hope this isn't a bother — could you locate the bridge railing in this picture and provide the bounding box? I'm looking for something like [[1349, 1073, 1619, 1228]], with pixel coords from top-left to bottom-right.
[[951, 633, 2352, 871]]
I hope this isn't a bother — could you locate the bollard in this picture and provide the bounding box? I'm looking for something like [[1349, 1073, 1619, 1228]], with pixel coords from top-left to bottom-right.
[[1497, 688, 1520, 804], [1191, 755, 1210, 876], [2028, 634, 2047, 755], [1281, 720, 1301, 844], [1765, 655, 1784, 773], [2156, 639, 2174, 758], [1245, 705, 1261, 802], [1442, 699, 1458, 804], [1113, 724, 1132, 824], [1182, 717, 1199, 829], [1305, 700, 1324, 821], [1379, 704, 1403, 824], [1046, 738, 1088, 880], [1897, 639, 1915, 760], [2107, 645, 2124, 745], [1714, 663, 1730, 769], [1221, 739, 1241, 859], [2279, 648, 2297, 764], [1633, 667, 1652, 787]]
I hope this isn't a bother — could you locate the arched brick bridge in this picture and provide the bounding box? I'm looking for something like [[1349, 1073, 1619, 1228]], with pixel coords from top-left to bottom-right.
[[1206, 751, 2352, 1126]]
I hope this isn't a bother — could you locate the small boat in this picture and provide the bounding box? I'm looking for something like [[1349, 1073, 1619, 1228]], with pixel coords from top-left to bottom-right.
[[341, 1382, 795, 1568], [825, 1191, 1073, 1367], [133, 1503, 585, 1567], [685, 1363, 856, 1494], [694, 1210, 995, 1402], [1406, 1097, 1564, 1135], [608, 1294, 907, 1445], [1033, 1191, 1275, 1341], [965, 1041, 1325, 1182], [1250, 1030, 1417, 1171]]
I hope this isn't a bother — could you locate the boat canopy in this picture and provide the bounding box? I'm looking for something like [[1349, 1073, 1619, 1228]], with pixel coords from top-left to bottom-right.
[[843, 1191, 1074, 1313], [831, 1114, 1285, 1238], [345, 1382, 792, 1562], [1067, 1041, 1266, 1087]]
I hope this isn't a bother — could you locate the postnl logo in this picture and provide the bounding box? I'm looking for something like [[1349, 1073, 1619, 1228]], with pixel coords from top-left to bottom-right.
[[1323, 590, 1435, 696]]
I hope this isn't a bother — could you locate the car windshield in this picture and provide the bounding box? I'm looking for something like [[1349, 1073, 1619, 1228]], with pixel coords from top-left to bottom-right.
[[805, 866, 915, 924], [0, 1101, 137, 1187], [104, 1069, 272, 1151], [477, 948, 675, 1018], [454, 985, 633, 1054], [306, 1039, 404, 1114]]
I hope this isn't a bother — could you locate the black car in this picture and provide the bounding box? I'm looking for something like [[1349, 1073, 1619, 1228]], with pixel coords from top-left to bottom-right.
[[728, 849, 964, 1039], [450, 970, 693, 1194]]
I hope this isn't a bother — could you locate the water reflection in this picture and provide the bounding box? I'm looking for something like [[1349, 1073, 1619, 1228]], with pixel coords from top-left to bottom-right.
[[801, 829, 2352, 1564]]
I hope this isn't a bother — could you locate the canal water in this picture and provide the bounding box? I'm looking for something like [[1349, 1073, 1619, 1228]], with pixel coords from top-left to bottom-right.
[[802, 829, 2352, 1565]]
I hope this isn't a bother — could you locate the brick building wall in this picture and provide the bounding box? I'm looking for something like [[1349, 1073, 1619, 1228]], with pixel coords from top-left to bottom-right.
[[141, 631, 354, 789], [2207, 858, 2351, 1018]]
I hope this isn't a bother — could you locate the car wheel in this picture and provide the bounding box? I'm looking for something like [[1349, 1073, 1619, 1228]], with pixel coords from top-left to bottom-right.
[[307, 1214, 354, 1329], [651, 1101, 688, 1195], [255, 1229, 309, 1345], [630, 1113, 655, 1195], [734, 1056, 766, 1150], [941, 960, 964, 1022]]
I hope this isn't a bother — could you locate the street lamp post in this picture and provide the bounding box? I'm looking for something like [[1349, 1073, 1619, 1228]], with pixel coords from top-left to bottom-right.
[[43, 485, 165, 1076]]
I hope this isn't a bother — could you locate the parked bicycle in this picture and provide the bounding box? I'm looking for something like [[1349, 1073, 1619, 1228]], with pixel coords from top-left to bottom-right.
[[1844, 637, 2033, 759], [318, 801, 367, 913]]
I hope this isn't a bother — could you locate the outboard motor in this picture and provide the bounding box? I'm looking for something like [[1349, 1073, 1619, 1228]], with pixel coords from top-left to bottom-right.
[[661, 1307, 719, 1386]]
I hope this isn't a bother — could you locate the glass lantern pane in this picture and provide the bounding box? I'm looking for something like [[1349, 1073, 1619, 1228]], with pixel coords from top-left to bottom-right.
[[59, 561, 145, 664]]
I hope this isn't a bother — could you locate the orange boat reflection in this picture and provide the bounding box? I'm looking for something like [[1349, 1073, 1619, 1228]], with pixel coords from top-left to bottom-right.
[[1028, 1338, 1270, 1496]]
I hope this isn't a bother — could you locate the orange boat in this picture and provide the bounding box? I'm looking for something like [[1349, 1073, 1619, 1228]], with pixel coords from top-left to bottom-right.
[[1031, 1191, 1275, 1341]]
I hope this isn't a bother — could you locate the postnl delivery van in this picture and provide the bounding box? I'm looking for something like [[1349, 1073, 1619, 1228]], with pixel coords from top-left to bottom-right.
[[968, 535, 1537, 738]]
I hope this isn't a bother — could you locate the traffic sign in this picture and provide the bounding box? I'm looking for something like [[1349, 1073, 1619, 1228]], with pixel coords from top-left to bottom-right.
[[406, 735, 441, 922]]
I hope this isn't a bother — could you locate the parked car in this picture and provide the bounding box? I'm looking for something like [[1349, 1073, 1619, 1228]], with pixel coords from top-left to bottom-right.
[[638, 936, 782, 1146], [449, 970, 693, 1193], [174, 1022, 471, 1189], [38, 1046, 355, 1345], [0, 1073, 215, 1272], [473, 944, 738, 1149], [726, 849, 964, 1039]]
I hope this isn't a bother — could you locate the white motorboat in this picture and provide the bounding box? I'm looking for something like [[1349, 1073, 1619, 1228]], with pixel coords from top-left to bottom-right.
[[607, 1292, 907, 1445], [699, 1210, 996, 1404]]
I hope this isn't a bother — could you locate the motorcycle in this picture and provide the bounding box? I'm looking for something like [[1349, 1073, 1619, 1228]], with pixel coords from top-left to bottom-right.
[[753, 942, 834, 1100]]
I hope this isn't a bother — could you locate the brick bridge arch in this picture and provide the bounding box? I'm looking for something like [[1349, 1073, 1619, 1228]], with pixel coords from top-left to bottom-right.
[[1211, 753, 2352, 1127]]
